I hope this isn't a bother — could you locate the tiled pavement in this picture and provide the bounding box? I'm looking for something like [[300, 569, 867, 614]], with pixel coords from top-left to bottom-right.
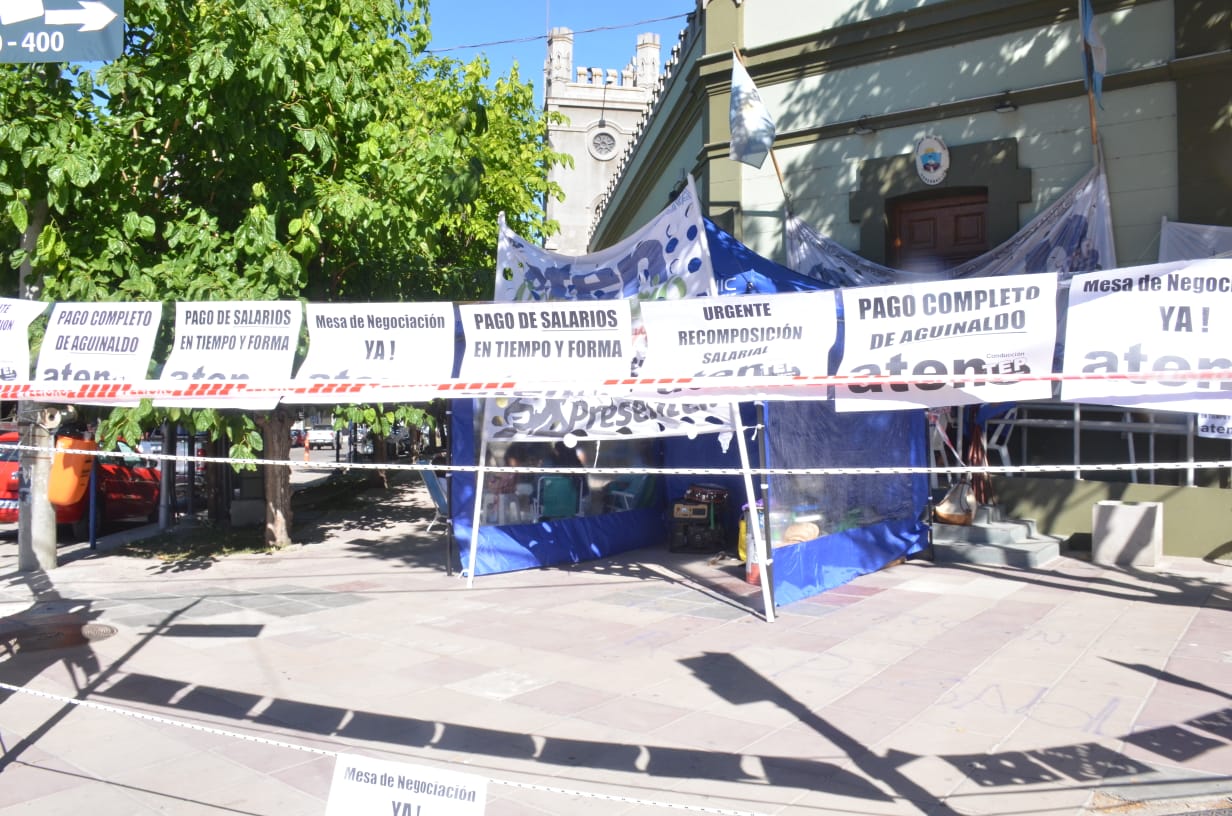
[[0, 478, 1230, 816]]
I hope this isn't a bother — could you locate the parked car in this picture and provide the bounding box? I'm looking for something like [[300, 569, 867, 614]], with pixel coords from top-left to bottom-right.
[[307, 425, 336, 450], [290, 428, 305, 447], [0, 432, 162, 539]]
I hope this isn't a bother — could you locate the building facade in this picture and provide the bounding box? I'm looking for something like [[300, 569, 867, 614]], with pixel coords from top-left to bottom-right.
[[541, 28, 662, 255], [593, 0, 1229, 264], [589, 0, 1232, 559]]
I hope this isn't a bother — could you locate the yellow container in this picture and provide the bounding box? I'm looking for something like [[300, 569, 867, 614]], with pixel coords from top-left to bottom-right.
[[737, 502, 764, 562]]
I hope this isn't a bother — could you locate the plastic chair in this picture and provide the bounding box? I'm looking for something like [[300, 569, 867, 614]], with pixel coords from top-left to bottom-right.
[[535, 475, 580, 520], [984, 408, 1018, 468], [604, 474, 654, 512]]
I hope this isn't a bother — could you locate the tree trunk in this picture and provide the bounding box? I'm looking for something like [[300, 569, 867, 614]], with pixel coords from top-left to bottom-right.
[[373, 432, 390, 489], [258, 409, 293, 549]]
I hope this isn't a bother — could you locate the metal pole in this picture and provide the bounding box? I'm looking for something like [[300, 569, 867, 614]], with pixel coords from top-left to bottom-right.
[[732, 402, 774, 622], [445, 403, 454, 577], [466, 433, 489, 588], [17, 406, 56, 571], [158, 420, 173, 529]]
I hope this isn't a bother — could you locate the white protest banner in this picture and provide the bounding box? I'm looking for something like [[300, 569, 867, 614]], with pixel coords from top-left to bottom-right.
[[639, 291, 836, 386], [1198, 414, 1232, 440], [36, 303, 162, 404], [483, 390, 731, 441], [295, 302, 455, 403], [459, 300, 633, 382], [158, 301, 302, 409], [836, 273, 1058, 412], [0, 297, 49, 382], [325, 753, 487, 816], [1062, 259, 1232, 413], [496, 177, 713, 303]]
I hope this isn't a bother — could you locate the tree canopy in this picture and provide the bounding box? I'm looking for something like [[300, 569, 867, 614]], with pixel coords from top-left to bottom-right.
[[1, 0, 568, 545]]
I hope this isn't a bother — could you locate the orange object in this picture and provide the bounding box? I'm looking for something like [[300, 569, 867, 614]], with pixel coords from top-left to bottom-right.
[[49, 436, 98, 506]]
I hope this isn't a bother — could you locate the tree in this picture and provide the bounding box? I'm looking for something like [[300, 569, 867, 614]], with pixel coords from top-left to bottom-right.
[[2, 0, 567, 551]]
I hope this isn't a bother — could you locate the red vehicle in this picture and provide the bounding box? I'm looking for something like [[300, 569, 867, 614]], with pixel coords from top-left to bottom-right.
[[0, 432, 162, 539]]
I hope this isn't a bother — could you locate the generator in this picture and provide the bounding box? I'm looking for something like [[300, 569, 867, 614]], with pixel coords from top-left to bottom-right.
[[669, 484, 730, 553]]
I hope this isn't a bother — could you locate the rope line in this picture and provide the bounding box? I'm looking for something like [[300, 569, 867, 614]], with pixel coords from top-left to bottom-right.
[[1, 441, 1229, 478], [0, 682, 770, 816]]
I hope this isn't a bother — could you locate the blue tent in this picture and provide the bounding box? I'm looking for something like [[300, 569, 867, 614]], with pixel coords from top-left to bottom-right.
[[451, 219, 929, 607]]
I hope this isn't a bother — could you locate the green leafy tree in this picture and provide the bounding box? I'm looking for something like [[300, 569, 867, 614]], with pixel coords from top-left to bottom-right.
[[2, 0, 567, 549]]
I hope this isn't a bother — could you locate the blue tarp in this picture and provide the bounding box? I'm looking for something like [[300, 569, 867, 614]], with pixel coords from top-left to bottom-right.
[[452, 219, 929, 604]]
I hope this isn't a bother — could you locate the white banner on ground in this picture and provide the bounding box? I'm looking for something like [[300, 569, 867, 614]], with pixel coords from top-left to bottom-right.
[[1062, 259, 1232, 413], [295, 302, 455, 403], [36, 303, 162, 398], [459, 301, 633, 382], [836, 273, 1058, 411], [0, 297, 48, 382], [325, 753, 487, 816], [495, 177, 713, 304], [639, 290, 836, 397], [158, 301, 302, 409], [787, 162, 1115, 286]]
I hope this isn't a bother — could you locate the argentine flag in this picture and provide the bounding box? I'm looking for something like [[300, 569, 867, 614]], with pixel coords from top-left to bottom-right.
[[1080, 0, 1106, 109]]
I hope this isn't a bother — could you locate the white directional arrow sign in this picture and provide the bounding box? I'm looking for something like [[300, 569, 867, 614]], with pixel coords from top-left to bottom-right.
[[0, 0, 122, 63], [44, 1, 116, 31]]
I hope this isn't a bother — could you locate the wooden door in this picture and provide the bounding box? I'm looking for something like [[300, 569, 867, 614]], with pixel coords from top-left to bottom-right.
[[888, 191, 989, 273]]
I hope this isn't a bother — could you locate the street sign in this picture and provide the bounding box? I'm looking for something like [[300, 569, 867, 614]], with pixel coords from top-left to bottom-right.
[[0, 0, 122, 64]]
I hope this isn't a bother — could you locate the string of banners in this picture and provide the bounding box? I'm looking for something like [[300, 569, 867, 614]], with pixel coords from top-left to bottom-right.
[[2, 258, 1231, 424]]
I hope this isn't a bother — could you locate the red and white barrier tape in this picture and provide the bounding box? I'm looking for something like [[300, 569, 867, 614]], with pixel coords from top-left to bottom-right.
[[2, 366, 1232, 405]]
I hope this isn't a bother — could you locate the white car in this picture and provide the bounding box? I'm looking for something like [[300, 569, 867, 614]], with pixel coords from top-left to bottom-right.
[[307, 425, 336, 450]]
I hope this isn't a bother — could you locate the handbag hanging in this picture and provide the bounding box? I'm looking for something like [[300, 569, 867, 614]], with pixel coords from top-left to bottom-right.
[[933, 477, 975, 525]]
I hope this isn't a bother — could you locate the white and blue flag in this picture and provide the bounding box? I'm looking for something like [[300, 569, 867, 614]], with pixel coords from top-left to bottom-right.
[[729, 52, 776, 169]]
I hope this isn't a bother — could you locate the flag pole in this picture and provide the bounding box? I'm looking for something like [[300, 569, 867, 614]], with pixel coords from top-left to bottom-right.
[[732, 45, 791, 209], [1086, 88, 1099, 147], [1084, 59, 1099, 147]]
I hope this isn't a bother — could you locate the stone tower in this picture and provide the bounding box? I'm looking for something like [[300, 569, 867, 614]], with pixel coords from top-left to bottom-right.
[[543, 28, 661, 254]]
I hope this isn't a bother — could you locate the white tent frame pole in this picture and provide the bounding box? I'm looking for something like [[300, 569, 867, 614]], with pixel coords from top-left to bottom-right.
[[730, 402, 775, 622], [467, 432, 490, 588]]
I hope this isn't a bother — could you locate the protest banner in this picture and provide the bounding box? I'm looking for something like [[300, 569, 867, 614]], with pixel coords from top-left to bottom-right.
[[495, 177, 713, 304], [1062, 258, 1232, 414], [639, 291, 835, 380], [788, 162, 1115, 286], [458, 300, 634, 382], [326, 753, 486, 816], [35, 303, 162, 404], [835, 273, 1058, 411], [158, 301, 302, 409], [0, 297, 49, 383], [1198, 414, 1232, 440], [483, 390, 731, 440], [295, 302, 455, 403]]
